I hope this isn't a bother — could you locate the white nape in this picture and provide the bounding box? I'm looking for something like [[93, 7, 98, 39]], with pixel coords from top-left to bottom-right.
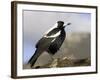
[[44, 23, 58, 35], [44, 31, 61, 38]]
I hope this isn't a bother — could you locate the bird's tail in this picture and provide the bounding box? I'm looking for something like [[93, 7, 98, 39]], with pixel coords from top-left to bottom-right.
[[28, 49, 42, 68]]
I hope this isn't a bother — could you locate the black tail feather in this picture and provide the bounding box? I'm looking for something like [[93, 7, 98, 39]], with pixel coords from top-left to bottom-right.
[[28, 49, 42, 68]]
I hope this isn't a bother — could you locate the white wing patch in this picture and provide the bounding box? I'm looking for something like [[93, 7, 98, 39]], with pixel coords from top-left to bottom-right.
[[51, 38, 56, 42], [44, 31, 61, 38]]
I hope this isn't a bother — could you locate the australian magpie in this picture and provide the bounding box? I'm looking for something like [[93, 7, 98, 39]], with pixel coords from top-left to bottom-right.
[[28, 21, 71, 68]]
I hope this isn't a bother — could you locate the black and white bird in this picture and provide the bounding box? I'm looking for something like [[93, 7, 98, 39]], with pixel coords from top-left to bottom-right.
[[28, 21, 71, 68]]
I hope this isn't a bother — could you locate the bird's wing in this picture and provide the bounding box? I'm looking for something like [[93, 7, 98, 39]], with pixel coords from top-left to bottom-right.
[[35, 37, 55, 49], [35, 28, 61, 48], [29, 37, 56, 67]]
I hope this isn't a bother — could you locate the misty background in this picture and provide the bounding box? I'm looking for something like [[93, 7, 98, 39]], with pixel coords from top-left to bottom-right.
[[23, 10, 91, 65]]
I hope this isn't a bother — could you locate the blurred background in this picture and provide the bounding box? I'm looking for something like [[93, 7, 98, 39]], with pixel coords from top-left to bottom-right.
[[23, 10, 91, 69]]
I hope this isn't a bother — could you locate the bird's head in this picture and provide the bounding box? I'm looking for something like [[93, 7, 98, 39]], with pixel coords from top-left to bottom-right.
[[57, 21, 71, 29], [57, 21, 64, 29]]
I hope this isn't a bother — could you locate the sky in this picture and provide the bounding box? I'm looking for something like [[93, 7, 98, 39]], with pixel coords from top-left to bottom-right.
[[23, 10, 91, 64]]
